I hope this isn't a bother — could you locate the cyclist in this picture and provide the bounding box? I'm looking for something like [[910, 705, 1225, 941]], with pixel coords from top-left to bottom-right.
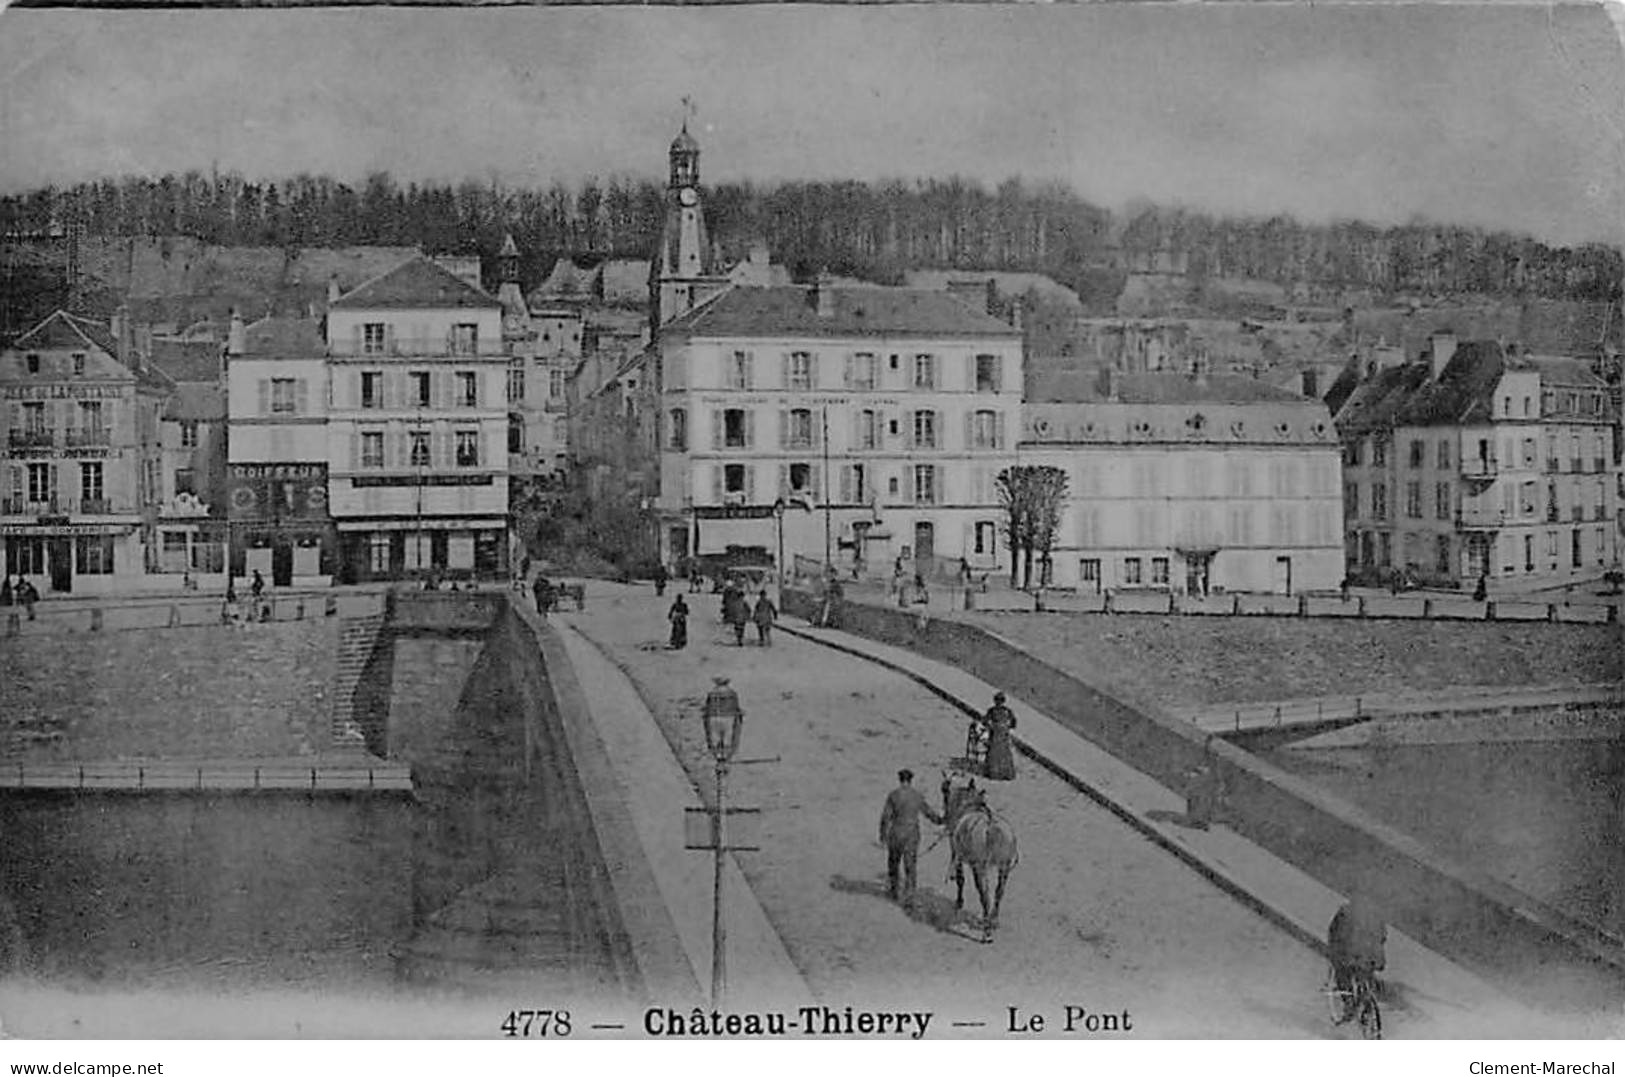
[[1328, 893, 1387, 1024]]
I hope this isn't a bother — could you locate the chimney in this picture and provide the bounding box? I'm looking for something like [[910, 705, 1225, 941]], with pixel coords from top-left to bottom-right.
[[115, 304, 133, 368], [1429, 329, 1457, 380], [135, 325, 153, 368], [809, 273, 836, 318], [327, 275, 342, 305], [228, 309, 247, 356]]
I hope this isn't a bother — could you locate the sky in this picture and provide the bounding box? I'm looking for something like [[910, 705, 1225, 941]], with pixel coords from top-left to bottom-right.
[[0, 3, 1620, 247]]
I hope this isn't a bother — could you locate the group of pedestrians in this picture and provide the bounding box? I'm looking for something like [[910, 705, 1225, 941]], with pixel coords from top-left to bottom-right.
[[668, 575, 776, 649], [0, 575, 40, 620]]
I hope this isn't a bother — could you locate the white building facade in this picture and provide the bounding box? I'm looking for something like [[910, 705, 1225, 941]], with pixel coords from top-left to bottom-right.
[[324, 257, 510, 582], [654, 284, 1023, 576]]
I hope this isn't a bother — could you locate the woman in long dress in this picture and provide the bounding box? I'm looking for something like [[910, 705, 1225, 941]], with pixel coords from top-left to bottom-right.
[[668, 595, 689, 649], [982, 692, 1018, 781]]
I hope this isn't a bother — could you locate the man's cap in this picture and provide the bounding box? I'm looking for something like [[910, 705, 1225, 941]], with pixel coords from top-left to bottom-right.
[[994, 691, 1006, 703], [898, 768, 914, 782]]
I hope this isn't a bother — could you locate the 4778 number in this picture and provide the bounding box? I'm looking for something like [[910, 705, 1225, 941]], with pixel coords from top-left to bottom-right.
[[501, 1010, 572, 1037]]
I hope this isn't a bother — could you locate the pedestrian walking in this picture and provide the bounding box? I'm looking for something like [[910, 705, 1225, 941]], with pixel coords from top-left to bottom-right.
[[751, 590, 777, 646], [0, 575, 11, 607], [879, 769, 944, 905], [17, 579, 38, 621], [668, 594, 690, 650], [532, 575, 554, 617], [726, 584, 749, 646], [251, 570, 266, 600], [653, 562, 669, 598], [1184, 741, 1223, 830], [911, 573, 931, 632], [980, 691, 1018, 781], [1473, 572, 1488, 602]]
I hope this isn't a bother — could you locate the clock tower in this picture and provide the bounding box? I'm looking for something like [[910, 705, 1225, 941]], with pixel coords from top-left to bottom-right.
[[652, 120, 725, 332]]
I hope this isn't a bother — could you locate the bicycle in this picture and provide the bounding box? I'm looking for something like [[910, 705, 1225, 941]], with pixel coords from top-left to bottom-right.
[[1325, 963, 1383, 1039]]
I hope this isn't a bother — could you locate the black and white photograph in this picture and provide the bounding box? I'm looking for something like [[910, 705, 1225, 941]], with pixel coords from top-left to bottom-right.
[[0, 0, 1621, 1053]]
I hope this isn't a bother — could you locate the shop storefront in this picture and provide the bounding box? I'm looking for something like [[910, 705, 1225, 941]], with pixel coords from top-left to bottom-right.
[[2, 521, 143, 594], [227, 463, 334, 586], [335, 517, 509, 584]]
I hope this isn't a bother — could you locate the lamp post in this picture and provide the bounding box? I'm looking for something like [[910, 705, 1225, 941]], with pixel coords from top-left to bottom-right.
[[772, 498, 786, 601], [700, 676, 744, 1007]]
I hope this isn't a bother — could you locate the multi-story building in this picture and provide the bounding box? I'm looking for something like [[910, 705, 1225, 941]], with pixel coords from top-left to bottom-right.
[[652, 281, 1024, 573], [225, 314, 333, 585], [496, 235, 578, 481], [324, 256, 510, 582], [1019, 366, 1344, 594], [150, 331, 228, 581], [1334, 331, 1618, 589], [0, 310, 167, 593]]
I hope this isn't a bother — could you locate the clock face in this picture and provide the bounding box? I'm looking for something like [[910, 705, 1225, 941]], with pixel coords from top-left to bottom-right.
[[679, 187, 699, 207]]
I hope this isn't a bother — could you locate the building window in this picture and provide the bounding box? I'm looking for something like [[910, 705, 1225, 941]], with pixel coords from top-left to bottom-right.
[[669, 408, 687, 451], [1523, 397, 1532, 417], [72, 352, 85, 376], [363, 323, 387, 355], [411, 372, 432, 408], [409, 430, 431, 468], [179, 420, 199, 448], [368, 533, 390, 573], [455, 430, 480, 467], [1597, 528, 1608, 565], [1437, 441, 1451, 469], [971, 410, 998, 449], [508, 418, 523, 454], [1436, 534, 1452, 574], [1371, 482, 1387, 521], [1345, 482, 1359, 518], [1371, 437, 1387, 468], [724, 464, 747, 495], [974, 521, 997, 555], [1150, 557, 1169, 585], [1124, 557, 1143, 585], [789, 463, 812, 494], [549, 369, 565, 399], [974, 354, 1002, 393], [1408, 440, 1424, 468], [848, 353, 876, 391], [723, 408, 749, 449], [75, 535, 115, 575], [270, 378, 297, 414], [1405, 481, 1421, 518], [507, 365, 525, 403], [361, 371, 382, 409], [1572, 529, 1583, 568], [849, 463, 868, 503], [26, 463, 50, 503], [1345, 440, 1363, 466], [1524, 534, 1535, 572], [1378, 532, 1391, 567], [24, 353, 39, 375], [787, 409, 814, 450], [80, 462, 103, 503], [913, 465, 937, 504], [1519, 480, 1538, 516], [1080, 559, 1100, 587], [451, 324, 479, 356], [787, 351, 814, 391], [912, 354, 936, 390], [727, 351, 753, 390], [361, 431, 385, 469], [456, 371, 479, 407], [77, 401, 104, 435], [854, 409, 879, 451], [1436, 482, 1452, 521], [1521, 437, 1536, 469], [912, 410, 938, 449]]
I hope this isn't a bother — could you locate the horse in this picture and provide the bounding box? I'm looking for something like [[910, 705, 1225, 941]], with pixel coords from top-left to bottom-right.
[[940, 773, 1019, 942]]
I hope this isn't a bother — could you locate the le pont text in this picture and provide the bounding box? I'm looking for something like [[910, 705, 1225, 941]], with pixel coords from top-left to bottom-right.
[[1006, 1005, 1134, 1034]]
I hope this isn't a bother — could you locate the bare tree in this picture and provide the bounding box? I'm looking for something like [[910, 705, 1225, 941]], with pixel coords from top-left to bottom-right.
[[996, 465, 1069, 590]]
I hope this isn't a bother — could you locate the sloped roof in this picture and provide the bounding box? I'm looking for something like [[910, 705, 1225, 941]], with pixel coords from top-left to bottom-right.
[[601, 259, 652, 305], [1028, 363, 1309, 405], [663, 286, 1021, 340], [1514, 354, 1606, 388], [1336, 341, 1505, 433], [16, 310, 119, 356], [163, 382, 225, 421], [905, 270, 1084, 310], [330, 255, 500, 310], [148, 338, 223, 383], [532, 258, 602, 304], [242, 316, 325, 356]]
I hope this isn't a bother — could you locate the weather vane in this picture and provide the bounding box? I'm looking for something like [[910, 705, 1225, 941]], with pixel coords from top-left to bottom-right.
[[681, 95, 697, 130]]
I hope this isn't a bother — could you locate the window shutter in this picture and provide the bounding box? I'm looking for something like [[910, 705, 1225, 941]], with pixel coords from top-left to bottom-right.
[[810, 464, 821, 500], [745, 466, 756, 502], [712, 409, 723, 450], [995, 411, 1006, 450], [745, 410, 756, 449], [903, 465, 915, 503], [994, 356, 1004, 393], [48, 463, 58, 499], [905, 411, 916, 451], [840, 465, 853, 504], [351, 324, 361, 355], [812, 410, 822, 451], [779, 409, 789, 450], [966, 354, 977, 391], [935, 467, 945, 505], [844, 354, 854, 389], [295, 379, 309, 415], [809, 354, 820, 390], [472, 371, 482, 408], [350, 429, 360, 470], [781, 353, 791, 390], [712, 466, 723, 502], [384, 324, 396, 354], [777, 464, 789, 497], [258, 379, 270, 416], [964, 410, 975, 451]]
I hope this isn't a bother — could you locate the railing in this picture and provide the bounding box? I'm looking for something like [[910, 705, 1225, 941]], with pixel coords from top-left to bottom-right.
[[1460, 456, 1498, 479], [64, 427, 111, 447], [0, 497, 130, 516], [1456, 503, 1506, 528], [7, 429, 54, 448], [330, 336, 505, 359]]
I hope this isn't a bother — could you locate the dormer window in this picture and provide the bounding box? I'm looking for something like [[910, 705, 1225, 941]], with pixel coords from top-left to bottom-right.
[[25, 353, 40, 375], [72, 353, 86, 376]]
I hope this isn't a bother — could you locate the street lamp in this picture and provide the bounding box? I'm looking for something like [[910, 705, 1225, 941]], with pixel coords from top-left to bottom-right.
[[701, 676, 744, 1006], [772, 498, 786, 601]]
